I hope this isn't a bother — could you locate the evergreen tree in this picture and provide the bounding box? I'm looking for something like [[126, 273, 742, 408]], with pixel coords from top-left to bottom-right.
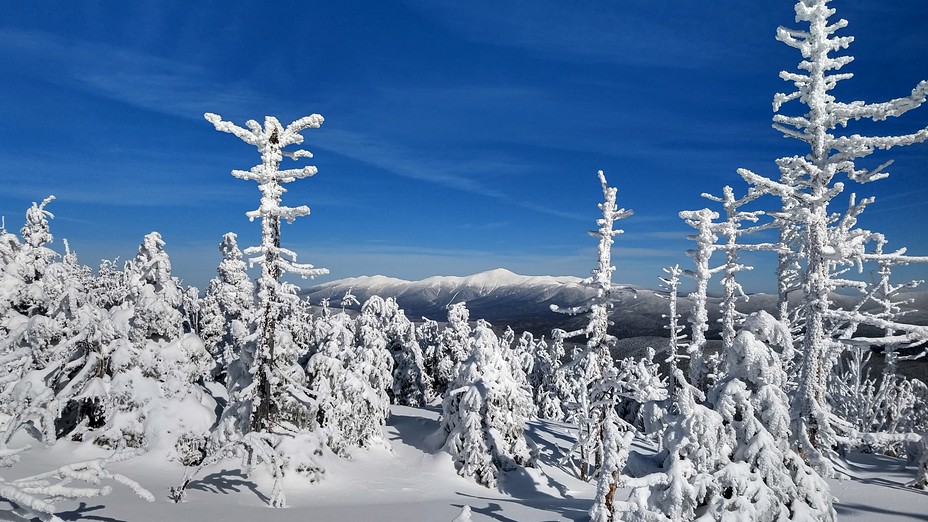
[[124, 232, 184, 346], [433, 302, 472, 398], [441, 320, 535, 487], [205, 112, 327, 436], [737, 0, 928, 474], [679, 208, 722, 391], [417, 316, 442, 403], [552, 170, 632, 481], [200, 232, 255, 378]]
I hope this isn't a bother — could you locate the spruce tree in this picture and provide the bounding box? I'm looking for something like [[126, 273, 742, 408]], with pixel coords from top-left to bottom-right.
[[205, 112, 327, 435], [737, 0, 928, 474]]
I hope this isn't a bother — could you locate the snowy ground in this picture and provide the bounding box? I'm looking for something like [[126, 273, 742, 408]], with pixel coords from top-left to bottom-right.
[[2, 405, 925, 521]]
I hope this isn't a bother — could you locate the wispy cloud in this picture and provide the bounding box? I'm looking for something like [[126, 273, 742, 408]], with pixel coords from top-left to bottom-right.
[[0, 29, 263, 121], [314, 128, 587, 221], [399, 0, 729, 69], [0, 154, 245, 208]]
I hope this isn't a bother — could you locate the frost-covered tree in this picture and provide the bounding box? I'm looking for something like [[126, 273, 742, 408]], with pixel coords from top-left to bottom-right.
[[356, 296, 427, 407], [417, 316, 442, 402], [658, 265, 688, 378], [529, 335, 566, 421], [0, 216, 20, 271], [625, 372, 725, 521], [124, 232, 184, 346], [507, 330, 534, 389], [588, 373, 634, 522], [707, 312, 835, 521], [552, 170, 632, 481], [701, 187, 773, 355], [441, 320, 535, 487], [0, 196, 58, 319], [679, 208, 722, 391], [830, 238, 928, 449], [303, 312, 354, 455], [0, 199, 70, 438], [358, 296, 428, 406], [304, 309, 391, 455], [353, 296, 395, 420], [433, 302, 472, 398], [624, 312, 835, 521], [737, 0, 928, 475], [205, 112, 327, 435], [200, 232, 255, 378]]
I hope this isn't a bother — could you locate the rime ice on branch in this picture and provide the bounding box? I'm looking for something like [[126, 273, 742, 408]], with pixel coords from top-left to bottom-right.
[[205, 112, 328, 434]]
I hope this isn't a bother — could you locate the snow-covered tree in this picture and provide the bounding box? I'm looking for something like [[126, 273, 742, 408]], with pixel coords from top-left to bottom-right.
[[588, 378, 634, 522], [124, 232, 184, 346], [356, 296, 427, 407], [0, 216, 20, 271], [433, 302, 472, 398], [200, 232, 255, 378], [707, 312, 835, 521], [205, 112, 327, 435], [625, 372, 725, 521], [304, 309, 390, 455], [701, 186, 773, 355], [530, 335, 566, 421], [550, 329, 585, 424], [441, 320, 535, 487], [506, 330, 534, 389], [679, 208, 722, 391], [417, 316, 443, 402], [658, 265, 688, 379], [353, 296, 395, 421], [624, 312, 836, 521], [0, 196, 58, 319], [552, 170, 632, 481], [736, 0, 928, 475]]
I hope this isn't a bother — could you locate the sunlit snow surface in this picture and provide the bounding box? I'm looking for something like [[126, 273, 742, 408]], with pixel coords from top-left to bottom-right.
[[1, 405, 924, 521]]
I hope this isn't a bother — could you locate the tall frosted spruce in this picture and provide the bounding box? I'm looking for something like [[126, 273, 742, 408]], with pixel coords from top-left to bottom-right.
[[552, 170, 632, 485], [205, 113, 328, 433], [737, 0, 928, 475]]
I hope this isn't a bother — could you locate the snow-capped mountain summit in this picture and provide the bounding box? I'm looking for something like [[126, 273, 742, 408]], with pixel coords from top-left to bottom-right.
[[303, 269, 928, 341], [302, 268, 669, 337]]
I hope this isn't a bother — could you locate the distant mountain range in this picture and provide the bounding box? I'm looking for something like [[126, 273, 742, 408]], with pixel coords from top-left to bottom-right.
[[302, 268, 928, 339]]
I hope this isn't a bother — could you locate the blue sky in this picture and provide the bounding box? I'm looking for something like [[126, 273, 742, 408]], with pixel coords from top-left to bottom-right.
[[1, 1, 926, 293]]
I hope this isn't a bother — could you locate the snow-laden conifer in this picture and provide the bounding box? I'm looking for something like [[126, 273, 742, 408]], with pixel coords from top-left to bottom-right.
[[417, 316, 442, 402], [433, 302, 472, 398], [625, 372, 725, 521], [679, 208, 722, 391], [658, 265, 688, 379], [304, 310, 389, 455], [587, 365, 636, 522], [736, 0, 928, 475], [353, 296, 395, 421], [530, 335, 566, 421], [124, 232, 184, 346], [0, 196, 57, 319], [706, 312, 836, 521], [205, 112, 327, 435], [441, 320, 535, 487], [200, 232, 255, 378], [701, 186, 773, 355], [551, 170, 632, 481], [356, 296, 427, 407]]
